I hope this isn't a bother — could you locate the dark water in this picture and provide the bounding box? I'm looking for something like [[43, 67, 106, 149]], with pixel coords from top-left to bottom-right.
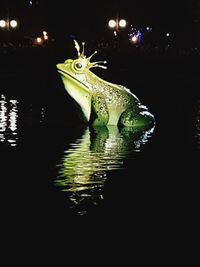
[[0, 52, 199, 259]]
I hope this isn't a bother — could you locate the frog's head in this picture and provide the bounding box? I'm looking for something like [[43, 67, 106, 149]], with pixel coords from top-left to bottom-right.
[[56, 40, 107, 121]]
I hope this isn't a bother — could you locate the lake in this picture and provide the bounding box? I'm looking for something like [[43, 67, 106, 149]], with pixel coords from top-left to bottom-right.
[[0, 47, 199, 256]]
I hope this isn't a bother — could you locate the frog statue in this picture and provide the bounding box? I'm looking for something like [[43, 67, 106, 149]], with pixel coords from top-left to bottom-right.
[[56, 40, 155, 130]]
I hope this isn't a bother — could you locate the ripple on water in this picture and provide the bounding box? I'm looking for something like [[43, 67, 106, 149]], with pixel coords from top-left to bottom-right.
[[0, 94, 19, 147], [55, 125, 155, 215]]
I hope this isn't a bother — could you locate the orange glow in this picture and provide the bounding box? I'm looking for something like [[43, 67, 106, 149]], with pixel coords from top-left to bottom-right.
[[131, 35, 138, 43], [36, 37, 42, 43]]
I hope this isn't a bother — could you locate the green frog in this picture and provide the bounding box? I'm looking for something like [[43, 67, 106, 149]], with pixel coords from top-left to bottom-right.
[[56, 40, 155, 129]]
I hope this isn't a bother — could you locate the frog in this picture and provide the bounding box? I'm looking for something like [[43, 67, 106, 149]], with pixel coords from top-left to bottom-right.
[[56, 40, 155, 130]]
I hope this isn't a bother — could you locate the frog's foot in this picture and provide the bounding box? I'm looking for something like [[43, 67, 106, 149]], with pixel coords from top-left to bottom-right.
[[119, 109, 155, 130], [90, 93, 109, 126]]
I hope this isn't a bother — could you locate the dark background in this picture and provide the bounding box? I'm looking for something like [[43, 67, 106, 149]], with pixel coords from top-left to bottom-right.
[[0, 0, 199, 263], [0, 0, 200, 44]]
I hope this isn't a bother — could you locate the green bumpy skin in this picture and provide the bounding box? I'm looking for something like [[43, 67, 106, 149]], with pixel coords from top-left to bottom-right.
[[56, 40, 155, 130]]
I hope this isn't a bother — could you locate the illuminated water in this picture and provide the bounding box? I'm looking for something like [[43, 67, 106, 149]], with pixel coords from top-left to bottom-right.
[[0, 55, 199, 250]]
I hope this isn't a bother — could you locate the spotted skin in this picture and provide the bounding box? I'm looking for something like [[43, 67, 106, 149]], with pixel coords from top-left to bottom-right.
[[56, 40, 155, 130]]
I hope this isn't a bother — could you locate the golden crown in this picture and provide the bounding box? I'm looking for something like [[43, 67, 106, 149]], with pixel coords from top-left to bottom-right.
[[74, 40, 107, 70]]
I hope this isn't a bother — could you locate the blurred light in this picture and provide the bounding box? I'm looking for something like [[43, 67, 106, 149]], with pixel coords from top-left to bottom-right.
[[43, 31, 48, 40], [108, 17, 127, 36], [129, 27, 142, 44], [146, 26, 152, 32], [119, 19, 127, 28], [10, 20, 18, 28], [0, 19, 18, 29], [36, 37, 42, 43], [131, 35, 138, 43], [166, 33, 170, 37], [0, 20, 6, 28], [108, 19, 116, 28]]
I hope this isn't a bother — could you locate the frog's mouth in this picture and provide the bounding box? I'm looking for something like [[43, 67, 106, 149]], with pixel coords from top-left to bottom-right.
[[57, 69, 89, 90]]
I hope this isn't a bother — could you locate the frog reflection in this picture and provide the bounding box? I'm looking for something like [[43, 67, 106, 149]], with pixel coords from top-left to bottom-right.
[[55, 125, 154, 215]]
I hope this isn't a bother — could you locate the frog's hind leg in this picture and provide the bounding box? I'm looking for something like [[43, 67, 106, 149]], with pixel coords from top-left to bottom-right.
[[89, 93, 109, 126], [119, 108, 155, 129]]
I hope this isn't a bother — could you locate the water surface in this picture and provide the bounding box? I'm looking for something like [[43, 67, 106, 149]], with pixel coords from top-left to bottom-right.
[[0, 57, 199, 238]]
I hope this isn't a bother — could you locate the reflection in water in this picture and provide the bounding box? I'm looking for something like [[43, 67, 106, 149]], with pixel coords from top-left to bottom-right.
[[0, 94, 18, 146], [55, 125, 155, 215]]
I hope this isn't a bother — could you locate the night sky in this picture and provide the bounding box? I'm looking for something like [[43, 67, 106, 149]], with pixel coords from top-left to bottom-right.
[[0, 0, 199, 43], [48, 1, 197, 33]]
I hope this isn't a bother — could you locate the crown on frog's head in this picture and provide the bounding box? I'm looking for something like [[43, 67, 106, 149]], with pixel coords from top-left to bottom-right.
[[74, 40, 107, 70]]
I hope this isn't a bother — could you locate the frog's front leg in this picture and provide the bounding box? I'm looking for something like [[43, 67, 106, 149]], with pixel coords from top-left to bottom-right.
[[89, 93, 109, 126], [119, 107, 154, 129]]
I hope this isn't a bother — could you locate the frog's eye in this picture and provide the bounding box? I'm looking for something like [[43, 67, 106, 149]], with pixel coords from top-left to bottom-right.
[[72, 59, 87, 72], [74, 62, 84, 70]]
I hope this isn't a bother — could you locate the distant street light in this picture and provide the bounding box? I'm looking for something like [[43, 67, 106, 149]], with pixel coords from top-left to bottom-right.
[[0, 18, 18, 30], [108, 16, 127, 36], [32, 31, 49, 46]]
